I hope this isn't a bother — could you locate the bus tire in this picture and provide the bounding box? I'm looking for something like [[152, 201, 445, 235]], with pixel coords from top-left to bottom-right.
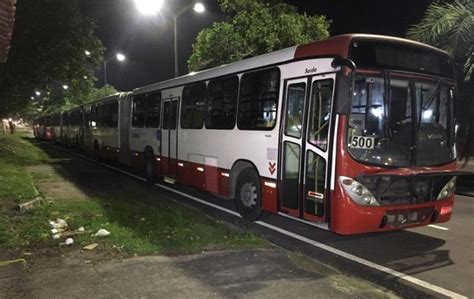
[[234, 168, 263, 221], [144, 149, 156, 184], [94, 141, 102, 162]]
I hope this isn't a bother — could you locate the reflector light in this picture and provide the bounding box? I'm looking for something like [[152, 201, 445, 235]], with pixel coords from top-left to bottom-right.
[[178, 163, 184, 167], [197, 167, 204, 172], [264, 181, 277, 188], [221, 172, 230, 177], [440, 205, 452, 215], [156, 157, 161, 161]]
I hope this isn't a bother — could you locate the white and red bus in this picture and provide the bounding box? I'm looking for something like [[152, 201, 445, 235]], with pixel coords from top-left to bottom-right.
[[39, 34, 463, 234]]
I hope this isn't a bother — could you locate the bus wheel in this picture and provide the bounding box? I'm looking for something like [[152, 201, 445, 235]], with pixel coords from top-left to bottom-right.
[[144, 150, 156, 183], [94, 141, 101, 162], [234, 168, 263, 221]]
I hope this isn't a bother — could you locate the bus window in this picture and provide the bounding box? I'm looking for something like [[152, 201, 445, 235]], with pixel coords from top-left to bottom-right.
[[181, 82, 206, 129], [238, 68, 280, 130], [206, 76, 238, 130], [144, 92, 161, 128], [132, 95, 147, 128], [308, 79, 333, 151], [109, 101, 118, 127], [285, 83, 306, 138]]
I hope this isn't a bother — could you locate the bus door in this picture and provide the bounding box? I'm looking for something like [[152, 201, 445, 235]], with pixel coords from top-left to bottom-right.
[[280, 74, 335, 223], [161, 97, 179, 178]]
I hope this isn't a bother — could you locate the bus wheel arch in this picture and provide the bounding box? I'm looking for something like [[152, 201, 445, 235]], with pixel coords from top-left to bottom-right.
[[230, 160, 263, 221]]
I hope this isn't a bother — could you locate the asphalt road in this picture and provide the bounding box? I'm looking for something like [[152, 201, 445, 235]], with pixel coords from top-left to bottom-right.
[[50, 144, 474, 298]]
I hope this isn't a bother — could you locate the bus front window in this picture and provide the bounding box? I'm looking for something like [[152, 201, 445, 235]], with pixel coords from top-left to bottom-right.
[[347, 75, 456, 167]]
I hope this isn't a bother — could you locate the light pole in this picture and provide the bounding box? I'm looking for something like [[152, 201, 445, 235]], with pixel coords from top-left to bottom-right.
[[135, 1, 205, 77], [103, 53, 126, 87]]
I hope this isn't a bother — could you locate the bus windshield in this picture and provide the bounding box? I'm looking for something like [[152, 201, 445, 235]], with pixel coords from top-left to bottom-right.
[[347, 74, 456, 167]]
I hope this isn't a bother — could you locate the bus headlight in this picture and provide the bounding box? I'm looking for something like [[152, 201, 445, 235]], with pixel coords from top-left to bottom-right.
[[437, 177, 456, 200], [339, 176, 380, 206]]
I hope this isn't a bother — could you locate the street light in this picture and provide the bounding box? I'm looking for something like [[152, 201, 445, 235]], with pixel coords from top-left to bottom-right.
[[135, 1, 205, 77], [84, 50, 91, 56], [62, 85, 69, 90], [103, 52, 126, 86], [135, 0, 163, 15], [35, 90, 41, 96]]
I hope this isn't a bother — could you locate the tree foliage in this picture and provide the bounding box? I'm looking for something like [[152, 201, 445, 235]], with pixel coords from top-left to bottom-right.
[[407, 0, 474, 82], [0, 0, 106, 117], [188, 0, 330, 72]]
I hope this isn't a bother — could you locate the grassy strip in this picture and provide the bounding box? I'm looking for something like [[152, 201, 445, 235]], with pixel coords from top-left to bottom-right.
[[0, 133, 47, 201], [0, 133, 264, 254]]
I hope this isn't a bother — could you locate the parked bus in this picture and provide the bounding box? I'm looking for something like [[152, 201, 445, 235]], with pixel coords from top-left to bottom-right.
[[37, 34, 464, 234]]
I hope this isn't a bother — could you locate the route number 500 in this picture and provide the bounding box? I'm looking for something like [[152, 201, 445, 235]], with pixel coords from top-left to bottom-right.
[[350, 136, 375, 149]]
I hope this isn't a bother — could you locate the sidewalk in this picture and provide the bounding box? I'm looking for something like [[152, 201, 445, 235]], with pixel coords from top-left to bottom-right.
[[1, 248, 394, 299]]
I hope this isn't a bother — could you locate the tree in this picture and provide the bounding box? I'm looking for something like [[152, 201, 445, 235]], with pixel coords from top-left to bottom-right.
[[0, 0, 105, 118], [188, 0, 330, 72], [407, 0, 474, 162], [407, 0, 473, 82]]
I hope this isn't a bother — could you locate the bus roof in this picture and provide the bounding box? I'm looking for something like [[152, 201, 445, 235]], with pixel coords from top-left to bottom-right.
[[133, 34, 449, 95]]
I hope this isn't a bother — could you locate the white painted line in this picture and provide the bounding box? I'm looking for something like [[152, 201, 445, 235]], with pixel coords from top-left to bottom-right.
[[99, 162, 147, 182], [254, 221, 466, 299], [53, 146, 96, 163], [155, 183, 241, 218], [427, 224, 449, 231], [53, 145, 467, 299], [154, 183, 465, 299]]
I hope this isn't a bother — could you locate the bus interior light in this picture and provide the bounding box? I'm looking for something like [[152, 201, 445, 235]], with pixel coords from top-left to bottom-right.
[[339, 176, 379, 206], [437, 177, 456, 200]]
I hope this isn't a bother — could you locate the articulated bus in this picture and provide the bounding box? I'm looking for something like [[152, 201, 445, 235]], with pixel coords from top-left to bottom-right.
[[36, 34, 464, 234]]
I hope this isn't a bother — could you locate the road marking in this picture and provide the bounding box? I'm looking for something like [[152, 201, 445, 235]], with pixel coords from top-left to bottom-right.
[[428, 224, 449, 231], [99, 162, 147, 182], [52, 145, 467, 299]]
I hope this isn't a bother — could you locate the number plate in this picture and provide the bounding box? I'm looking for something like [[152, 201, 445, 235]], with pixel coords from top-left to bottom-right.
[[350, 136, 375, 149]]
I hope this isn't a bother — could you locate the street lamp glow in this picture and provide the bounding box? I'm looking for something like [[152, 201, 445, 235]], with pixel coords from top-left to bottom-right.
[[116, 53, 126, 61], [84, 50, 91, 56], [62, 85, 69, 90], [83, 75, 88, 79], [193, 3, 205, 13], [30, 96, 34, 100], [135, 0, 163, 15], [35, 90, 41, 96]]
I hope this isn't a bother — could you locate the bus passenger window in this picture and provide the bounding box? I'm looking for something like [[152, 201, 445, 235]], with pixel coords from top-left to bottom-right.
[[308, 79, 333, 151], [206, 76, 238, 129], [181, 82, 206, 129], [110, 102, 118, 127], [238, 68, 280, 130], [145, 92, 161, 128], [132, 95, 147, 128]]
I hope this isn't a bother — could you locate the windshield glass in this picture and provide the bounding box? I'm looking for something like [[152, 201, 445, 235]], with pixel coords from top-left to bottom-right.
[[348, 74, 456, 167]]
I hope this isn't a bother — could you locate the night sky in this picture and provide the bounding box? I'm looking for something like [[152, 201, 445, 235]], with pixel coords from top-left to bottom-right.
[[81, 0, 432, 91]]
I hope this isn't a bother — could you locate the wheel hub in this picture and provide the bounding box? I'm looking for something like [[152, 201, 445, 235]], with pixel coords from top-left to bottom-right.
[[240, 182, 257, 207]]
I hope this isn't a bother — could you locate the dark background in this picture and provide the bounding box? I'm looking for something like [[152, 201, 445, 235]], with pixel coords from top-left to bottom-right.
[[81, 0, 432, 91]]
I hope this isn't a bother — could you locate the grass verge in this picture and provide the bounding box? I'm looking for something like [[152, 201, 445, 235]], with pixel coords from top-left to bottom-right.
[[0, 132, 264, 255]]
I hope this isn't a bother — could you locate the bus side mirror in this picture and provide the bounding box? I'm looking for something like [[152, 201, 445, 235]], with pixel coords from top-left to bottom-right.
[[331, 56, 357, 73]]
